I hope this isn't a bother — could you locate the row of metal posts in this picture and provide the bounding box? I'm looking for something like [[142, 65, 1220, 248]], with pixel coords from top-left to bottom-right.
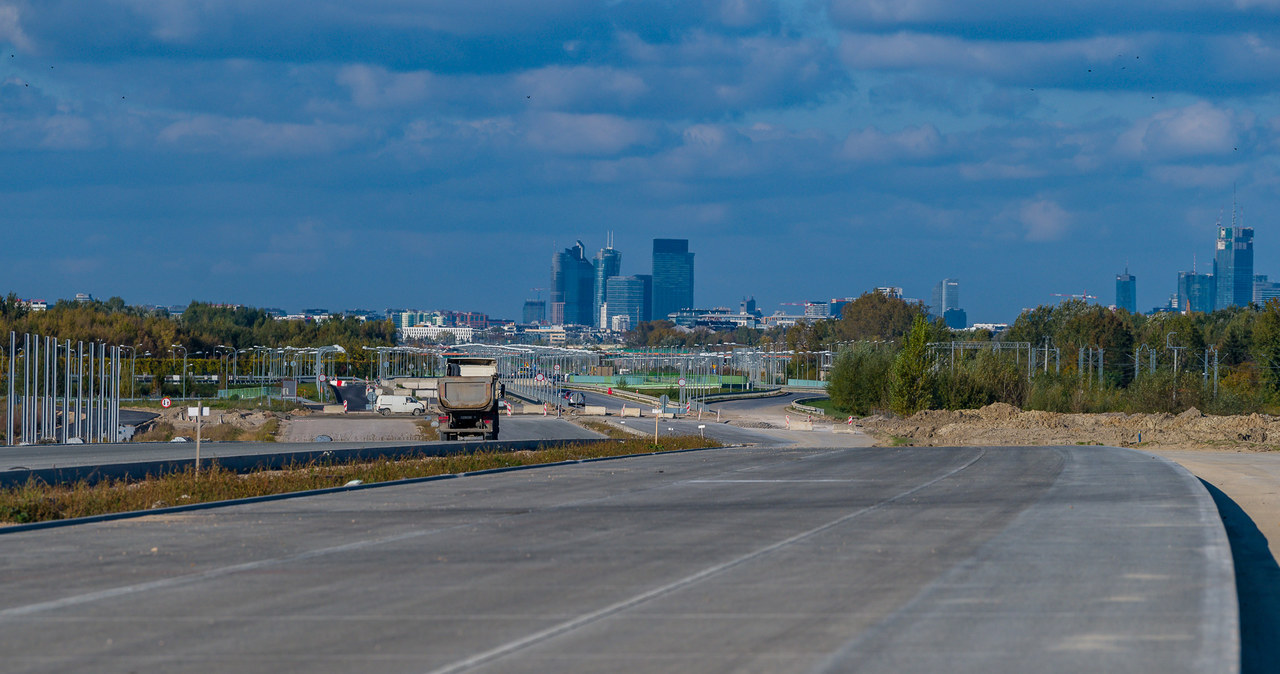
[[5, 331, 119, 445]]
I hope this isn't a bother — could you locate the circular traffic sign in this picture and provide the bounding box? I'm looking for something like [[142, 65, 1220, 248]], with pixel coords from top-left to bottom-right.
[[553, 364, 561, 372], [678, 378, 686, 387], [318, 374, 327, 383], [161, 397, 172, 409], [535, 373, 546, 382]]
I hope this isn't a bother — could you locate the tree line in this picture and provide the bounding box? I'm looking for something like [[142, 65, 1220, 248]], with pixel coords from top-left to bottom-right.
[[818, 293, 1280, 417]]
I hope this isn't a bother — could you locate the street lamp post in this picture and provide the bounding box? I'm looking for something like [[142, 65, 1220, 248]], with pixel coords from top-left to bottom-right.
[[170, 344, 187, 399]]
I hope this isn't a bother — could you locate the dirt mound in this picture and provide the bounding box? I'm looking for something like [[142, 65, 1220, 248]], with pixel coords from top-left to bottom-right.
[[860, 406, 1280, 450]]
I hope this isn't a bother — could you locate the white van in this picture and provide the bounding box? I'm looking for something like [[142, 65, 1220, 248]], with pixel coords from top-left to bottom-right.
[[375, 394, 426, 416]]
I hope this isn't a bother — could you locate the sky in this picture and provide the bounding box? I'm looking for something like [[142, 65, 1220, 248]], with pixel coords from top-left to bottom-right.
[[3, 1, 1280, 324]]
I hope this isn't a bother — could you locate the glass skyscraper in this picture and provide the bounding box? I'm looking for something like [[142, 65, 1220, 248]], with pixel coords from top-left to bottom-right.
[[1115, 270, 1136, 313], [931, 279, 959, 317], [606, 275, 652, 330], [550, 241, 595, 326], [651, 239, 694, 322], [1214, 226, 1254, 309], [1177, 271, 1215, 313], [593, 244, 622, 328]]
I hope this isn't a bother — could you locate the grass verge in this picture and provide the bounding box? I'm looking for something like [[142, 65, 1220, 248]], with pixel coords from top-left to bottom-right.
[[0, 435, 721, 525]]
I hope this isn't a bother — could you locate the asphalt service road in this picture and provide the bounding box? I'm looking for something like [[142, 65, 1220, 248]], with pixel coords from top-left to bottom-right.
[[0, 444, 1236, 673]]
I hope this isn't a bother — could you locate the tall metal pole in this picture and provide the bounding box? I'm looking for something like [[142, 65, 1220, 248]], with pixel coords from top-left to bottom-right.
[[63, 339, 70, 444], [23, 333, 30, 444], [6, 332, 13, 446]]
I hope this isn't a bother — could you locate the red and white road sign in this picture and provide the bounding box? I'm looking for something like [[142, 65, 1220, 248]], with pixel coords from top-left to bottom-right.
[[161, 397, 172, 409], [318, 374, 327, 383], [535, 373, 546, 382], [677, 377, 686, 387], [553, 364, 561, 373]]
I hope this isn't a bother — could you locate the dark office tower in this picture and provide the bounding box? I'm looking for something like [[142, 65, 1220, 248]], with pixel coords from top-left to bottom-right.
[[593, 238, 622, 328], [1115, 269, 1136, 313], [522, 300, 546, 325], [1214, 226, 1254, 309], [1177, 271, 1215, 313], [931, 279, 959, 317], [652, 239, 694, 322], [550, 241, 595, 326], [606, 275, 652, 329]]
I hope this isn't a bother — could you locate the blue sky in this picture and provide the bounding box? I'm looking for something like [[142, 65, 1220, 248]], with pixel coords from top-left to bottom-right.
[[3, 0, 1280, 323]]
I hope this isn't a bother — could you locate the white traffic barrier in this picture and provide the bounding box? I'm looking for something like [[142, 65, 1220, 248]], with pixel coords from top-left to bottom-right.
[[581, 405, 607, 416], [621, 406, 642, 418]]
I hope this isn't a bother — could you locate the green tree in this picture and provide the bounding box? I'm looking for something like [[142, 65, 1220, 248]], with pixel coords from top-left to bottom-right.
[[889, 315, 933, 416], [826, 342, 895, 415]]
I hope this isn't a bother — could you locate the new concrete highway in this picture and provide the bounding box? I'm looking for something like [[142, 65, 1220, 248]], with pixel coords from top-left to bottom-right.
[[0, 444, 1236, 673]]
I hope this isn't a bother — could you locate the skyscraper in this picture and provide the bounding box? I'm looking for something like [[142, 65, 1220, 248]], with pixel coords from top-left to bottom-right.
[[931, 279, 959, 317], [1115, 269, 1136, 313], [550, 241, 595, 326], [606, 275, 652, 329], [593, 238, 622, 328], [1177, 271, 1215, 313], [651, 239, 694, 322], [522, 300, 546, 325], [1214, 225, 1254, 309]]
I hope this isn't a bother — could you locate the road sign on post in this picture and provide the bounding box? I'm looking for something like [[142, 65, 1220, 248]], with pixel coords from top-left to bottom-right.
[[161, 397, 172, 409]]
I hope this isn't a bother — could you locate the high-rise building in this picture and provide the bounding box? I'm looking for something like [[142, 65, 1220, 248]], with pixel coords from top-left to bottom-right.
[[1115, 269, 1136, 313], [522, 300, 546, 325], [1214, 225, 1254, 309], [550, 241, 595, 326], [1177, 271, 1215, 314], [931, 279, 960, 317], [593, 240, 622, 328], [942, 308, 967, 330], [651, 239, 694, 322], [606, 275, 652, 329], [1254, 275, 1280, 306]]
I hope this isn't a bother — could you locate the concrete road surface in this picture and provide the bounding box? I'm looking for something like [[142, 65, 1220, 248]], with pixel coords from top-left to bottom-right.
[[0, 445, 1235, 673]]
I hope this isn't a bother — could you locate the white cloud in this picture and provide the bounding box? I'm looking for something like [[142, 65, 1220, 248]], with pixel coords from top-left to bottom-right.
[[523, 112, 656, 156], [158, 115, 366, 156], [337, 65, 434, 109], [0, 4, 32, 50], [1019, 199, 1071, 242], [1116, 101, 1247, 159], [841, 124, 942, 161]]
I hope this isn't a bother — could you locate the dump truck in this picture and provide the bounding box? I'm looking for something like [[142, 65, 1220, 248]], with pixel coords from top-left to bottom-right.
[[435, 357, 504, 441]]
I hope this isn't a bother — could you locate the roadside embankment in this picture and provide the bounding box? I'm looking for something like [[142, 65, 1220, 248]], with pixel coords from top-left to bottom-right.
[[861, 402, 1280, 450]]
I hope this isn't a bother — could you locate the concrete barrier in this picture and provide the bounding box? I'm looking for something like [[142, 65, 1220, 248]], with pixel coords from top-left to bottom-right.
[[322, 405, 346, 414], [522, 404, 547, 415], [787, 420, 814, 431], [581, 405, 607, 416], [620, 406, 642, 418], [831, 426, 855, 434], [656, 412, 676, 419]]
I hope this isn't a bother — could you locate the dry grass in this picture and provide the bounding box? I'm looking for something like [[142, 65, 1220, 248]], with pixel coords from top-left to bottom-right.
[[134, 419, 278, 443], [0, 435, 721, 525]]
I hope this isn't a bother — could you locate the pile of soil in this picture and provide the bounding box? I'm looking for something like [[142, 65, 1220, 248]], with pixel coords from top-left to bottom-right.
[[860, 403, 1280, 450]]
